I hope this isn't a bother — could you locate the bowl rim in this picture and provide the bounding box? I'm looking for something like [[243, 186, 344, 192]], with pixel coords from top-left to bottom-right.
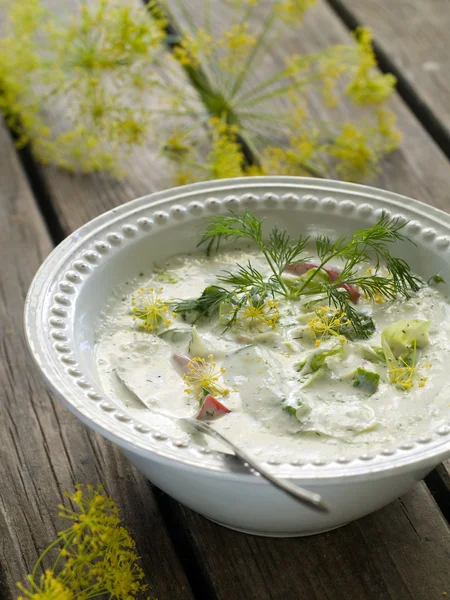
[[24, 176, 450, 480]]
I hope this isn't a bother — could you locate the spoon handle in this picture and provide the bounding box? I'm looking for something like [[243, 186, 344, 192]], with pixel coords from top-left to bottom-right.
[[185, 418, 330, 513], [114, 371, 329, 513]]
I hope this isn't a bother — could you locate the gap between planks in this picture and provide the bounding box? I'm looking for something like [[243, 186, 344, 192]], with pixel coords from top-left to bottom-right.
[[325, 0, 450, 161]]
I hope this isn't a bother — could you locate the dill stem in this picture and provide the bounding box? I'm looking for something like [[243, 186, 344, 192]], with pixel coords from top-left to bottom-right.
[[31, 535, 66, 583], [296, 252, 340, 296], [261, 248, 289, 295]]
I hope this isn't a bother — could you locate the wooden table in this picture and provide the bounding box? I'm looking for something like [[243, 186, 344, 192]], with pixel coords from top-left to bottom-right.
[[1, 1, 450, 598]]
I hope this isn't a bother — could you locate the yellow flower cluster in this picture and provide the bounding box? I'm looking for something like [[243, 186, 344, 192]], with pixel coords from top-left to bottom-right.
[[238, 296, 280, 330], [17, 485, 148, 600], [0, 0, 401, 183], [173, 28, 213, 67], [219, 24, 257, 72], [131, 287, 172, 332], [346, 28, 397, 106], [0, 0, 169, 173], [388, 343, 432, 390], [275, 0, 317, 24], [307, 307, 349, 346], [183, 354, 230, 400]]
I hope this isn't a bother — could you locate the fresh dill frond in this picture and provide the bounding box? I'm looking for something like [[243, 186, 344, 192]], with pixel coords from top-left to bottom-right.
[[198, 210, 264, 251], [172, 285, 234, 321], [266, 227, 310, 273], [217, 261, 280, 299], [199, 210, 309, 295], [180, 210, 423, 338], [299, 213, 420, 303], [217, 261, 267, 289], [326, 287, 375, 339]]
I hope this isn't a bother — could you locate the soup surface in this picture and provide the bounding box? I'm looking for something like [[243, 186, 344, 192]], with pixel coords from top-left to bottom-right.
[[95, 226, 450, 464]]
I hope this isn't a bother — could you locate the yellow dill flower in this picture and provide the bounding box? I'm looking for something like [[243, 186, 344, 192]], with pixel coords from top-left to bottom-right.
[[218, 24, 257, 71], [131, 287, 172, 332], [17, 485, 148, 600], [0, 0, 168, 174], [376, 108, 403, 151], [275, 0, 316, 23], [388, 343, 432, 391], [307, 307, 350, 341], [327, 123, 376, 181], [173, 28, 213, 67], [346, 28, 397, 106], [262, 134, 320, 176], [206, 118, 247, 179], [238, 296, 280, 330], [0, 0, 400, 184], [17, 570, 73, 600], [183, 354, 229, 400]]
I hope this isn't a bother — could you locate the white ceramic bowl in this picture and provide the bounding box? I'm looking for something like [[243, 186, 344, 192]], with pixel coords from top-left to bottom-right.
[[25, 177, 450, 537]]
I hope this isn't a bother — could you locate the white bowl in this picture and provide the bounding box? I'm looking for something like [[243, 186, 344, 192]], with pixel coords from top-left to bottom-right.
[[25, 177, 450, 537]]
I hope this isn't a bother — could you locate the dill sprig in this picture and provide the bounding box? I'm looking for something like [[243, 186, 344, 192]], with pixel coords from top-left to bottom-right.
[[172, 285, 235, 320], [198, 210, 309, 295], [174, 210, 421, 338], [297, 213, 420, 299]]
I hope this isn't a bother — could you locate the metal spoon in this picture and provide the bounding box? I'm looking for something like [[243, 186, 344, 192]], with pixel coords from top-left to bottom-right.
[[115, 370, 329, 513]]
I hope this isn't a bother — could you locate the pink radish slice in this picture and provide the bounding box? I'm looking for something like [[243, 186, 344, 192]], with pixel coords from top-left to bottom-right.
[[286, 263, 360, 304], [196, 394, 231, 421], [285, 262, 316, 276], [172, 353, 191, 374]]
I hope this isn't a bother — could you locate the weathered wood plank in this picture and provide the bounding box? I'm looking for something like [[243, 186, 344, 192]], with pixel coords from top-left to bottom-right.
[[327, 0, 450, 143], [0, 121, 194, 599], [156, 482, 450, 600]]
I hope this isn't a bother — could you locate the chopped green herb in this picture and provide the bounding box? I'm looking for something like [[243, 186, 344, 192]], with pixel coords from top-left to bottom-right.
[[428, 274, 445, 285], [352, 368, 380, 395]]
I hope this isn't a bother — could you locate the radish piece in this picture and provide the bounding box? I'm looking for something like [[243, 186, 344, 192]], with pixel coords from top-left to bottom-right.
[[285, 262, 316, 276], [172, 353, 191, 374], [196, 394, 231, 421], [286, 263, 361, 304]]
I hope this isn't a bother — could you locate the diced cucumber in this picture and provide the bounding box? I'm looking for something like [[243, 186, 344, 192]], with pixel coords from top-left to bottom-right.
[[159, 328, 192, 344], [188, 326, 209, 357], [352, 368, 380, 395]]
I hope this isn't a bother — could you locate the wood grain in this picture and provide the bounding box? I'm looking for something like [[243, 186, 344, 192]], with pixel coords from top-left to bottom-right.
[[156, 482, 450, 600], [327, 0, 450, 141], [0, 121, 194, 600]]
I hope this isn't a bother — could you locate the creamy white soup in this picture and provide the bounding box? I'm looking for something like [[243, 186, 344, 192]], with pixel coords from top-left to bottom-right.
[[95, 213, 450, 463]]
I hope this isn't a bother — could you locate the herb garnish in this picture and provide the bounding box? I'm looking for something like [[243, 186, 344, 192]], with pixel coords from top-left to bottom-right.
[[173, 210, 421, 338]]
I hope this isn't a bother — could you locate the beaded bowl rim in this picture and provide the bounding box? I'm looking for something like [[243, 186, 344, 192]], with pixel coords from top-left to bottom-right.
[[25, 176, 450, 479]]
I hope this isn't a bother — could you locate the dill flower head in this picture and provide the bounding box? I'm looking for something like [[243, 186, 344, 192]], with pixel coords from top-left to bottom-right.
[[346, 28, 397, 106], [165, 0, 400, 186], [17, 570, 73, 600], [307, 307, 349, 343], [218, 23, 257, 71], [0, 0, 169, 173], [238, 295, 280, 330], [388, 343, 432, 390], [0, 0, 401, 183], [275, 0, 317, 23], [131, 287, 172, 332], [183, 354, 230, 400], [17, 484, 148, 600], [327, 123, 376, 181]]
